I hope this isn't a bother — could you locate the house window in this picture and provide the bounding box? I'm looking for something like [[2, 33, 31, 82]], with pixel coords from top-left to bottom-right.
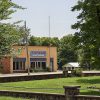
[[30, 61, 46, 69], [13, 61, 25, 71], [30, 58, 47, 69], [42, 62, 46, 69], [31, 62, 35, 69]]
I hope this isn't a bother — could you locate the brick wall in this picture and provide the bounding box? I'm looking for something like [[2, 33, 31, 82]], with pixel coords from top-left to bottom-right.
[[1, 57, 11, 74]]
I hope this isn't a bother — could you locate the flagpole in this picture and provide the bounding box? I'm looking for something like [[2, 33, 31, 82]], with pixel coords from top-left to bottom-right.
[[49, 16, 51, 71]]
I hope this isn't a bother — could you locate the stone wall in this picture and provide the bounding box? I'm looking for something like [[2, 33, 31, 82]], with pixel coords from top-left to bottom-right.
[[0, 73, 65, 83], [0, 90, 65, 100], [75, 95, 100, 100], [0, 86, 100, 100], [82, 71, 100, 76], [64, 86, 100, 100]]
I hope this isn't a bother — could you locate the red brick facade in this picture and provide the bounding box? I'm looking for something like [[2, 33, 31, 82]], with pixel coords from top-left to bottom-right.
[[1, 57, 11, 74]]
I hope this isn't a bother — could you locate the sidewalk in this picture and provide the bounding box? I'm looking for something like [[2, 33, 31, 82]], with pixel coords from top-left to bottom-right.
[[0, 71, 63, 77]]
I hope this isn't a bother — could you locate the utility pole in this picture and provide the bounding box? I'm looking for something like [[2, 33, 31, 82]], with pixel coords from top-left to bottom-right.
[[24, 21, 30, 75], [49, 16, 51, 71]]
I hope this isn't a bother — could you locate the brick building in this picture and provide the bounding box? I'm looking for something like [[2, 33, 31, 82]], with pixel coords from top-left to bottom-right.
[[1, 46, 57, 74]]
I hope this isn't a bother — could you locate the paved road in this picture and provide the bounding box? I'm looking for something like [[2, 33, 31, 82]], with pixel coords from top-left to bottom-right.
[[0, 71, 63, 77], [82, 71, 100, 73], [0, 70, 100, 77]]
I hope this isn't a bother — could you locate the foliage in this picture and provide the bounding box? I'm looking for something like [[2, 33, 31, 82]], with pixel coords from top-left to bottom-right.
[[0, 0, 24, 56], [0, 24, 25, 55], [72, 68, 82, 77], [30, 67, 51, 72], [58, 34, 77, 66], [71, 0, 100, 69], [29, 36, 60, 47], [32, 68, 48, 72], [29, 36, 41, 46]]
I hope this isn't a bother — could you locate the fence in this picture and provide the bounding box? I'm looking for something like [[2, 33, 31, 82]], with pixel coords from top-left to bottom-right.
[[0, 85, 100, 100]]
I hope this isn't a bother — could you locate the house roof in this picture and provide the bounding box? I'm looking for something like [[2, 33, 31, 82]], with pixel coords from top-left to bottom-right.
[[63, 62, 80, 68]]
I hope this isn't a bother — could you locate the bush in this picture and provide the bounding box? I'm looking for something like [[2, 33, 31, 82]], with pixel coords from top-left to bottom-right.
[[28, 67, 52, 73], [0, 64, 3, 73], [46, 67, 51, 72], [32, 68, 48, 72], [72, 68, 82, 76]]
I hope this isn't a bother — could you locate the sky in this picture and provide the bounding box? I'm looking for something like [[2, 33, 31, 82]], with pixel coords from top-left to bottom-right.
[[11, 0, 78, 38]]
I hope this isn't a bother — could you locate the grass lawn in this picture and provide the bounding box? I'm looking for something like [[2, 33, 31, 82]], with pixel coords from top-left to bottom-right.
[[0, 76, 100, 95], [0, 96, 30, 100]]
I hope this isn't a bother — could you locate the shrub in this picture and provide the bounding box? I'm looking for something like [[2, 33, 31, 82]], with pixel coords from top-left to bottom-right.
[[72, 68, 82, 76], [46, 67, 51, 72], [0, 64, 3, 73], [32, 68, 48, 72]]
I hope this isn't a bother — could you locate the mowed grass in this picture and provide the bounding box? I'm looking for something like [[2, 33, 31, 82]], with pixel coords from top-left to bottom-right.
[[0, 76, 100, 95], [0, 96, 29, 100]]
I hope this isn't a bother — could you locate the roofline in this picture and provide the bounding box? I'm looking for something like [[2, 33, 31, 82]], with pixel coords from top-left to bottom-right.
[[13, 45, 57, 48]]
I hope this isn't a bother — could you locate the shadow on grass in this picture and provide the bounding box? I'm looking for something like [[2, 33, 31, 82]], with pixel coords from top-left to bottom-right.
[[81, 90, 100, 96], [77, 78, 100, 84]]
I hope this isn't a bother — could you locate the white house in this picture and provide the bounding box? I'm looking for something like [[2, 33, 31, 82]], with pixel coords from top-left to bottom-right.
[[63, 62, 80, 71]]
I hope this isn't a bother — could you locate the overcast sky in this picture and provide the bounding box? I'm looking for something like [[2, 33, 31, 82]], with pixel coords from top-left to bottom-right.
[[11, 0, 78, 38]]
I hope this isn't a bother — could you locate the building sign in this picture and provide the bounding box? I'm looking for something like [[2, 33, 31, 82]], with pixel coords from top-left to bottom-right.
[[30, 51, 46, 57]]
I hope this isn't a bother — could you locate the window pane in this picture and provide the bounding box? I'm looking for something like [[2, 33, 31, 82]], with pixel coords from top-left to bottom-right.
[[13, 62, 15, 70], [42, 62, 46, 69], [23, 62, 25, 70], [38, 62, 40, 68], [31, 62, 35, 69], [13, 61, 25, 70], [16, 62, 19, 70], [20, 62, 22, 70]]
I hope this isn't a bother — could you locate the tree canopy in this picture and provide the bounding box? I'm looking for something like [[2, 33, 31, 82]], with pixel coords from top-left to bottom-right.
[[58, 35, 77, 66], [72, 0, 100, 69], [29, 36, 60, 47], [0, 0, 24, 56]]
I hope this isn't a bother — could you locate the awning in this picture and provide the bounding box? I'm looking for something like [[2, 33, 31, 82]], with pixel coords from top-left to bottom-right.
[[30, 58, 46, 62], [13, 58, 26, 62]]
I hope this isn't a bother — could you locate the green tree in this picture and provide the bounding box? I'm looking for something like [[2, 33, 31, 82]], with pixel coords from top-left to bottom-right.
[[29, 36, 38, 46], [58, 35, 77, 66], [29, 36, 60, 47], [72, 0, 100, 69], [0, 0, 24, 55], [50, 37, 60, 47]]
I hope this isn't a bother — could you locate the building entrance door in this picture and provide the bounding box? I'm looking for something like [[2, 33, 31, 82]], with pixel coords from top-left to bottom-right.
[[30, 61, 46, 69], [30, 58, 47, 70]]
